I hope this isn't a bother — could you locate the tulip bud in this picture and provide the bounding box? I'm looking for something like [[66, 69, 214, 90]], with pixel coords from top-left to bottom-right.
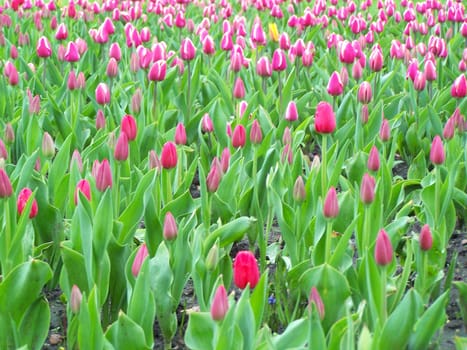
[[429, 135, 445, 165], [70, 285, 82, 314], [175, 123, 187, 145], [293, 176, 306, 203], [96, 109, 106, 130], [95, 159, 112, 191], [36, 36, 52, 58], [106, 57, 118, 78], [451, 74, 467, 98], [282, 126, 292, 145], [360, 173, 376, 205], [76, 72, 86, 90], [309, 287, 325, 320], [205, 243, 219, 271], [379, 118, 390, 142], [424, 60, 437, 81], [233, 77, 245, 99], [131, 88, 142, 114], [419, 224, 433, 251], [109, 42, 121, 61], [0, 168, 13, 198], [207, 158, 222, 192], [148, 60, 167, 82], [42, 132, 55, 158], [74, 179, 91, 205], [0, 139, 8, 160], [323, 187, 339, 218], [367, 146, 380, 172], [160, 141, 178, 169], [64, 41, 80, 62], [233, 251, 260, 289], [149, 150, 162, 171], [413, 71, 426, 91], [114, 132, 129, 161], [211, 285, 229, 321], [374, 229, 393, 266], [327, 71, 344, 96], [180, 38, 196, 61], [314, 101, 336, 134], [4, 123, 15, 144], [17, 188, 38, 218], [256, 56, 272, 77], [95, 83, 110, 105], [201, 113, 214, 133], [220, 148, 230, 173], [121, 114, 137, 141], [232, 124, 246, 148], [443, 117, 455, 140], [249, 119, 262, 144], [163, 211, 178, 240], [285, 101, 298, 122], [358, 81, 372, 104], [132, 243, 148, 277], [369, 48, 383, 72]]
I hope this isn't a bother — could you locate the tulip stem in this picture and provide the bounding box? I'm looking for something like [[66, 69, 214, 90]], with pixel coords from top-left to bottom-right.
[[153, 82, 158, 125], [2, 199, 11, 274], [114, 163, 121, 217], [42, 59, 47, 91], [434, 165, 440, 232], [363, 205, 371, 254], [278, 71, 282, 115], [321, 135, 327, 197], [186, 61, 191, 126], [262, 77, 267, 95], [324, 220, 333, 264], [380, 266, 387, 326]]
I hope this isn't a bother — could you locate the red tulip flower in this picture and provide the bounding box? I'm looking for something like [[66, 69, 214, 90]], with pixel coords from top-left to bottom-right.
[[233, 251, 260, 289], [374, 229, 393, 266], [160, 141, 178, 169], [17, 187, 38, 218], [314, 101, 336, 134]]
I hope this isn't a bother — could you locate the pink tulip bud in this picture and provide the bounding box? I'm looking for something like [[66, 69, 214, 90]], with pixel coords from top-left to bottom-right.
[[202, 35, 215, 55], [374, 229, 393, 266], [17, 187, 38, 218], [163, 211, 178, 240], [367, 146, 380, 172], [369, 47, 383, 72], [361, 104, 369, 124], [419, 224, 433, 251], [148, 150, 162, 171], [443, 117, 455, 140], [339, 40, 356, 64], [233, 77, 246, 99], [429, 135, 445, 165], [4, 124, 15, 144], [232, 124, 246, 148], [358, 82, 372, 104], [95, 159, 112, 191], [96, 109, 106, 130], [207, 158, 222, 192], [106, 57, 118, 78], [293, 176, 306, 203], [285, 101, 298, 122], [413, 71, 426, 91], [77, 72, 86, 89], [36, 36, 52, 58], [211, 285, 229, 321], [132, 243, 148, 277], [250, 119, 262, 144], [256, 56, 272, 77], [67, 70, 77, 90], [451, 74, 467, 98], [314, 101, 336, 134], [251, 20, 266, 46], [272, 48, 287, 71], [327, 71, 344, 96], [121, 115, 137, 141], [323, 187, 339, 219], [160, 141, 177, 169], [175, 123, 187, 145], [95, 83, 110, 105], [70, 149, 83, 173], [55, 23, 68, 40], [379, 118, 390, 142], [424, 60, 437, 81], [309, 287, 325, 320], [109, 42, 121, 61], [180, 38, 196, 61], [64, 41, 80, 62], [148, 60, 167, 82], [233, 251, 259, 289], [352, 61, 363, 80], [282, 126, 292, 145], [42, 132, 55, 158], [201, 113, 214, 133], [114, 132, 129, 161], [74, 179, 91, 205], [0, 168, 13, 198], [221, 148, 230, 173], [360, 173, 376, 204], [70, 285, 82, 314]]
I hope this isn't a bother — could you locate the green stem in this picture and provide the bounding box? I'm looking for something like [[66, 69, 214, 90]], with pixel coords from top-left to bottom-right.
[[380, 267, 387, 326], [321, 135, 328, 197], [186, 61, 191, 126], [325, 220, 333, 264], [164, 169, 173, 205], [434, 166, 440, 232], [421, 251, 429, 302], [2, 199, 11, 275], [363, 205, 371, 254], [278, 71, 282, 115], [114, 162, 121, 217], [153, 82, 158, 125]]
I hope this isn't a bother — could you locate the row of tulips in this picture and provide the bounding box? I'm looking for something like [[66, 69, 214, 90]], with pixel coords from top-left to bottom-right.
[[0, 0, 466, 349]]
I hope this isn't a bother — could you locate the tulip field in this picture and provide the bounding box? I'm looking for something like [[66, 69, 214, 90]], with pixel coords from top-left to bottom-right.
[[1, 0, 467, 348]]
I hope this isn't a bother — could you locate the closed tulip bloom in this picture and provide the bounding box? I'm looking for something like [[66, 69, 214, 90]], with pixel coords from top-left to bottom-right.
[[251, 20, 266, 46], [77, 72, 85, 89], [67, 70, 77, 90], [232, 125, 246, 148], [132, 243, 148, 277], [160, 141, 178, 169], [109, 42, 121, 61], [17, 188, 38, 218], [285, 101, 298, 121], [429, 135, 445, 165], [211, 285, 229, 321], [419, 224, 433, 251], [4, 124, 15, 144], [148, 60, 167, 81], [163, 211, 178, 240], [7, 65, 19, 86], [42, 132, 55, 158], [374, 229, 393, 266], [175, 123, 187, 145], [272, 48, 287, 71], [74, 179, 91, 205], [293, 176, 306, 203], [149, 150, 162, 171], [221, 148, 230, 173], [0, 168, 13, 198], [451, 74, 467, 98], [314, 101, 336, 134], [323, 187, 339, 218], [202, 35, 215, 55], [180, 38, 196, 61], [95, 159, 112, 191], [121, 114, 137, 141], [95, 83, 110, 105], [206, 158, 222, 192], [413, 71, 426, 91], [114, 132, 129, 161], [233, 251, 260, 289], [309, 287, 325, 320], [96, 109, 106, 129], [233, 77, 245, 99], [256, 56, 272, 77], [201, 113, 214, 133], [358, 82, 372, 104], [250, 119, 263, 144], [106, 57, 118, 78], [327, 71, 344, 96], [424, 60, 437, 81], [70, 149, 83, 172], [367, 146, 380, 171], [70, 285, 82, 314], [339, 40, 356, 64], [369, 48, 383, 72], [36, 36, 52, 58], [379, 118, 390, 141], [64, 41, 80, 62], [360, 173, 376, 204], [443, 117, 455, 140], [55, 23, 68, 40]]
